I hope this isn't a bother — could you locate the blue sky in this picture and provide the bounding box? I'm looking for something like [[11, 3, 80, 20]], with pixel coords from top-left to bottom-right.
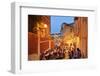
[[50, 16, 74, 34]]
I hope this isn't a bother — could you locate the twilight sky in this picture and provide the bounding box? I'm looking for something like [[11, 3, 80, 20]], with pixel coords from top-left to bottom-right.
[[50, 16, 74, 34]]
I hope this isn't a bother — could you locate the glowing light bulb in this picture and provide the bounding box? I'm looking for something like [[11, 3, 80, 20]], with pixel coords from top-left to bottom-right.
[[44, 24, 47, 28]]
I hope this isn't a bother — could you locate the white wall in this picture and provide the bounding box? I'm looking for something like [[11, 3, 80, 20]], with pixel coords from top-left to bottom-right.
[[0, 0, 100, 76]]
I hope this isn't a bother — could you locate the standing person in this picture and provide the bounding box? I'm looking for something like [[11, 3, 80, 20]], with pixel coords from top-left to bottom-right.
[[73, 48, 78, 59], [73, 48, 81, 59], [68, 49, 74, 59], [77, 48, 81, 58], [64, 48, 69, 59]]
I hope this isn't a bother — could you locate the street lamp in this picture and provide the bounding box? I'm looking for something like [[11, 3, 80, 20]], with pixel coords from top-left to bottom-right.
[[44, 24, 47, 28]]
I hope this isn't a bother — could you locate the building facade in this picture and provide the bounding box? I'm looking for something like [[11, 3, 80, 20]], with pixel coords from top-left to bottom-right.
[[74, 17, 88, 58]]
